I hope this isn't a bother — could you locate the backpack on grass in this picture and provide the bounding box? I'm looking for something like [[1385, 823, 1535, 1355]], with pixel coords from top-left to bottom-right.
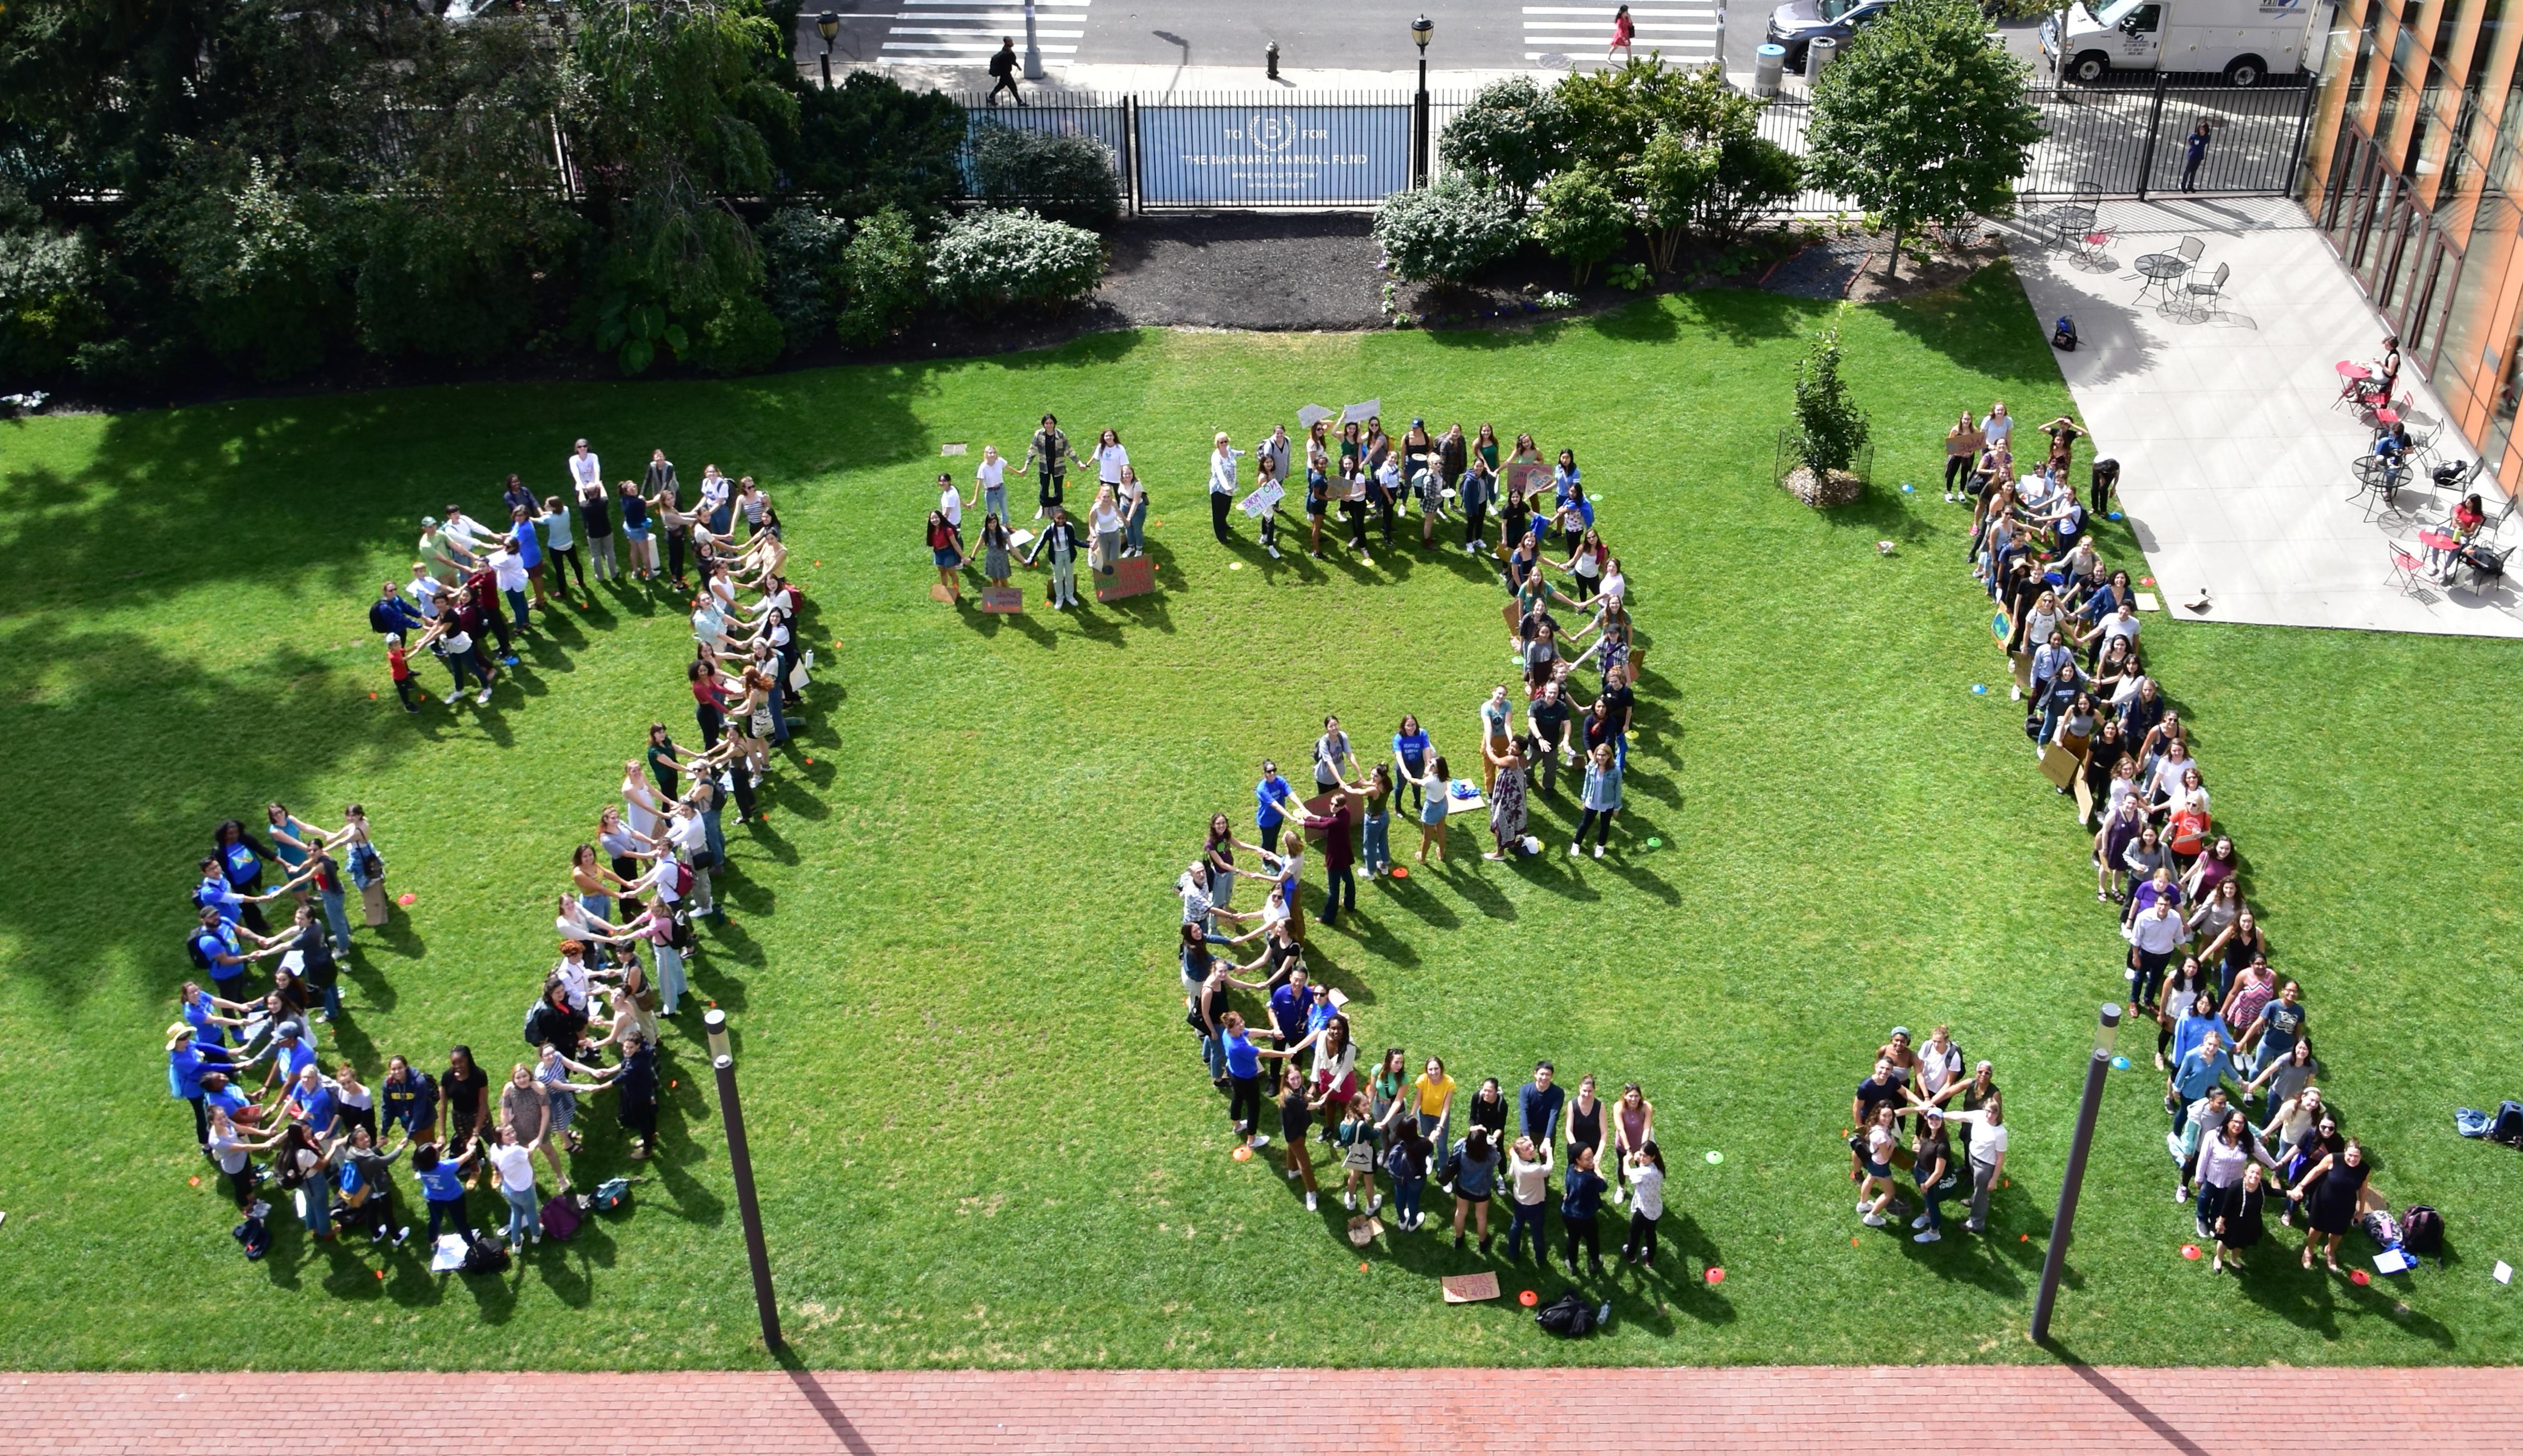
[[590, 1177, 634, 1213], [460, 1234, 510, 1275], [2401, 1205, 2444, 1258], [1535, 1291, 1599, 1338], [2492, 1100, 2523, 1145], [231, 1215, 270, 1261], [540, 1193, 583, 1242]]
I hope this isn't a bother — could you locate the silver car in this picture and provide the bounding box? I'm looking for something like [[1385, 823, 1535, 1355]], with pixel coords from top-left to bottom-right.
[[1765, 0, 1899, 69]]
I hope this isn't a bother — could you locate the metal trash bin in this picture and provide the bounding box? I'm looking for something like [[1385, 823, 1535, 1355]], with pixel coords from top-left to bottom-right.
[[1806, 34, 1838, 82], [1753, 43, 1786, 96]]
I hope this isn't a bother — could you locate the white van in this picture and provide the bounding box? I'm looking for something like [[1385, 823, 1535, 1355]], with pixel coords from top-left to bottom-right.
[[2040, 0, 2325, 86]]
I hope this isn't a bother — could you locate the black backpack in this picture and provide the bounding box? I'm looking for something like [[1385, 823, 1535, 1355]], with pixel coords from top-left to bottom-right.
[[2402, 1204, 2444, 1258], [460, 1234, 512, 1275], [2052, 316, 2078, 352], [185, 930, 214, 971], [1535, 1291, 1596, 1337], [232, 1215, 270, 1261], [2492, 1100, 2523, 1146]]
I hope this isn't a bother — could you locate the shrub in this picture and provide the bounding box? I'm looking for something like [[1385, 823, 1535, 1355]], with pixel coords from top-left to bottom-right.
[[1370, 177, 1524, 285], [970, 125, 1123, 230], [926, 207, 1104, 317], [1705, 136, 1803, 242], [783, 72, 970, 219], [0, 186, 112, 383], [1793, 310, 1870, 476], [123, 151, 354, 381], [1530, 165, 1631, 285], [837, 205, 927, 347], [688, 290, 787, 375], [760, 206, 853, 353], [1437, 76, 1566, 205]]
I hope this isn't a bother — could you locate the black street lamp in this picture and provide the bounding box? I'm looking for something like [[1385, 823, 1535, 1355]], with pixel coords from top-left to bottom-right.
[[1410, 14, 1434, 188], [2030, 1001, 2122, 1345], [816, 11, 839, 90], [706, 1008, 783, 1350]]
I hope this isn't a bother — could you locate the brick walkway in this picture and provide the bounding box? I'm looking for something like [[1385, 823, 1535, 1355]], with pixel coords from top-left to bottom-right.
[[3, 1366, 2512, 1453]]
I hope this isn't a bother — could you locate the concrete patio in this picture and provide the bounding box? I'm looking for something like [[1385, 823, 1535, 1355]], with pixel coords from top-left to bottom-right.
[[2004, 196, 2523, 638]]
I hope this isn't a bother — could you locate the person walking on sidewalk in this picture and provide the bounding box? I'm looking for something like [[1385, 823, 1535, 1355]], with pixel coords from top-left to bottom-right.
[[988, 37, 1026, 107], [1607, 3, 1635, 60]]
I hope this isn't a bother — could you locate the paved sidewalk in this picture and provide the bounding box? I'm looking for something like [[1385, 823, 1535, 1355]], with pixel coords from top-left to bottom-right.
[[2004, 196, 2522, 638], [6, 1366, 2517, 1453]]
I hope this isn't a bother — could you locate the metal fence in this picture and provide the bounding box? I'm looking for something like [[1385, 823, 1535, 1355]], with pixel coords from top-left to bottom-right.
[[951, 77, 2312, 214], [1756, 75, 2317, 208]]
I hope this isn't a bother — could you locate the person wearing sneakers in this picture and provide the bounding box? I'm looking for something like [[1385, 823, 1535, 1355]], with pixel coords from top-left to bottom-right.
[[1219, 1012, 1272, 1151], [1909, 1109, 1957, 1243], [1572, 741, 1622, 858], [1561, 1145, 1609, 1276], [1446, 1125, 1501, 1253], [1504, 1134, 1555, 1267], [486, 1123, 542, 1253], [1278, 1068, 1322, 1211], [1856, 1103, 1902, 1227]]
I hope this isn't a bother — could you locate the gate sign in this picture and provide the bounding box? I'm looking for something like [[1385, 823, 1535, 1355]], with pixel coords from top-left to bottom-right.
[[1136, 103, 1409, 205]]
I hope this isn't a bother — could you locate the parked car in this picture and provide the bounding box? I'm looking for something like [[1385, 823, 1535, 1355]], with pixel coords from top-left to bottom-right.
[[2039, 0, 2322, 85], [1766, 0, 1900, 70]]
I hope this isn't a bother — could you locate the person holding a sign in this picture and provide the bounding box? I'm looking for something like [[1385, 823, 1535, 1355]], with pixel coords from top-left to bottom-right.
[[1244, 454, 1288, 559]]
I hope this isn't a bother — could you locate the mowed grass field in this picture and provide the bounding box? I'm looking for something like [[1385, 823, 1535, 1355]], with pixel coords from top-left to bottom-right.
[[3, 270, 2520, 1370]]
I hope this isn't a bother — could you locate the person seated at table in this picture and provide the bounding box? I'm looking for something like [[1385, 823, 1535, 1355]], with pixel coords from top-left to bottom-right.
[[2424, 493, 2490, 576], [2368, 335, 2402, 404], [2371, 424, 2411, 496]]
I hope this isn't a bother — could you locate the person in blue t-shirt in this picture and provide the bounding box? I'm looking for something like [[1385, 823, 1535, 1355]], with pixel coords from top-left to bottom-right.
[[167, 1022, 221, 1147], [1253, 760, 1301, 856], [411, 1143, 477, 1243], [1519, 1061, 1567, 1153], [1218, 1011, 1291, 1150], [1391, 714, 1432, 814]]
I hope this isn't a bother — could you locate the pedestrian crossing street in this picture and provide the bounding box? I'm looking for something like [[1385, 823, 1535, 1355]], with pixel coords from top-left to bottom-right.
[[1521, 3, 1721, 65], [878, 0, 1091, 67]]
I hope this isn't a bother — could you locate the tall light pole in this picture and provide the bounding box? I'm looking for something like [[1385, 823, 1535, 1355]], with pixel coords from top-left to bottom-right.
[[1023, 0, 1045, 80], [2031, 1002, 2122, 1345], [1410, 14, 1434, 188], [816, 11, 838, 90], [707, 1008, 782, 1350]]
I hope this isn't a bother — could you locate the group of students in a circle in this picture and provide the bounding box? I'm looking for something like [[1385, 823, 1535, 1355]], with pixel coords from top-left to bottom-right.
[[170, 441, 816, 1267], [1967, 409, 2365, 1277]]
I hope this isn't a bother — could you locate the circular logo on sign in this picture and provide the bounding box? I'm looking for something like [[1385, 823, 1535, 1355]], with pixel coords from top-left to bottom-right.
[[1248, 112, 1297, 154]]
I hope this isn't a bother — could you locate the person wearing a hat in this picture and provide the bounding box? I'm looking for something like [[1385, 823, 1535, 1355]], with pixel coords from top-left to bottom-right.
[[167, 1021, 233, 1149], [1877, 1027, 1919, 1090]]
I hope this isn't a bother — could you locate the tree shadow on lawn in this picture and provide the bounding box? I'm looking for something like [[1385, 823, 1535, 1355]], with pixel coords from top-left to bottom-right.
[[1871, 263, 2081, 391], [0, 331, 1043, 619], [0, 624, 451, 1004]]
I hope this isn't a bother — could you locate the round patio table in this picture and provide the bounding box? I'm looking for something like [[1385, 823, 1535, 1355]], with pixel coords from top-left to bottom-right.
[[2336, 360, 2371, 381]]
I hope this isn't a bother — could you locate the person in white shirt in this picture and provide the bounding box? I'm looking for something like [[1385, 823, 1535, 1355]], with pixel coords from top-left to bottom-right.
[[567, 439, 603, 497], [1618, 1140, 1666, 1265], [1208, 431, 1241, 544], [1504, 1134, 1555, 1266], [409, 563, 446, 623], [1980, 402, 2012, 455], [974, 445, 1010, 526], [486, 1125, 542, 1251], [1091, 426, 1128, 488], [936, 473, 963, 530], [1944, 1097, 2009, 1234]]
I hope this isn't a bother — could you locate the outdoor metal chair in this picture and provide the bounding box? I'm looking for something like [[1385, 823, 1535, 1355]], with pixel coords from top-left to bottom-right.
[[2387, 542, 2427, 598], [2457, 542, 2511, 593], [2174, 235, 2205, 264], [2177, 260, 2229, 320]]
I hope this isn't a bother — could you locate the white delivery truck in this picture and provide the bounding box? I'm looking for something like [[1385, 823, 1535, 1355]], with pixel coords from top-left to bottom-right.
[[2040, 0, 2326, 86]]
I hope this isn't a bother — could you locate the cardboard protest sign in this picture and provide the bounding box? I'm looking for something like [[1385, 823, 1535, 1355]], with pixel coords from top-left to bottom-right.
[[1095, 555, 1155, 602]]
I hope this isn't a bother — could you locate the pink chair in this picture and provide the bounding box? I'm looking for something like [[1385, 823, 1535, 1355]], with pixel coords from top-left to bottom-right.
[[2387, 542, 2426, 597]]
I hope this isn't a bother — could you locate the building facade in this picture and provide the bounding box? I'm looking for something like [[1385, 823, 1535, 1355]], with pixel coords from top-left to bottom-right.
[[2303, 0, 2523, 493]]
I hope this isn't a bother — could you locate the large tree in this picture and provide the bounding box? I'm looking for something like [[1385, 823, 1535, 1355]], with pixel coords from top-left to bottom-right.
[[1803, 0, 2042, 280]]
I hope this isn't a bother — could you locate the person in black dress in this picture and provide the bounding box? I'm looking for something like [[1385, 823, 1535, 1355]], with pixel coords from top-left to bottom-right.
[[2290, 1136, 2369, 1273], [2210, 1162, 2266, 1272]]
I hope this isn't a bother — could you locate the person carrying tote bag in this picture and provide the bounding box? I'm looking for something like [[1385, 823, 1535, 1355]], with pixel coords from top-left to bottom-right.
[[342, 804, 391, 928]]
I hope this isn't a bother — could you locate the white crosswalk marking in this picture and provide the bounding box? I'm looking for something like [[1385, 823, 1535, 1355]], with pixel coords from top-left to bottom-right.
[[1522, 2, 1720, 65], [880, 0, 1091, 65]]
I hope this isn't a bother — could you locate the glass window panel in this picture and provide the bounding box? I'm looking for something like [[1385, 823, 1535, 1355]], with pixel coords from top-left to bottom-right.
[[2433, 189, 2518, 396]]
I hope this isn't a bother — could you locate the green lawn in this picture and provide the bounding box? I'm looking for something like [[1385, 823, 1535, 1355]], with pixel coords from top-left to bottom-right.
[[4, 270, 2520, 1370]]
